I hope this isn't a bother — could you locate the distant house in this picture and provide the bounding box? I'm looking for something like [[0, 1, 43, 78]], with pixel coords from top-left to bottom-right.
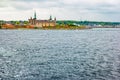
[[28, 12, 56, 28]]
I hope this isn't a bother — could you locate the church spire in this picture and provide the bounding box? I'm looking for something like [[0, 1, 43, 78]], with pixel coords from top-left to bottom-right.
[[34, 11, 36, 19]]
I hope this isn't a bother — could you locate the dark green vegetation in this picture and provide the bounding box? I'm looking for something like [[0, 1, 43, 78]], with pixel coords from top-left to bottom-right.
[[37, 25, 87, 30], [0, 20, 4, 29], [0, 20, 28, 25], [57, 20, 120, 26]]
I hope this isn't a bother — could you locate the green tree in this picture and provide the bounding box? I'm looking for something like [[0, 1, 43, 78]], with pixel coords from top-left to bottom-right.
[[24, 21, 28, 25], [15, 21, 20, 25], [0, 21, 4, 29]]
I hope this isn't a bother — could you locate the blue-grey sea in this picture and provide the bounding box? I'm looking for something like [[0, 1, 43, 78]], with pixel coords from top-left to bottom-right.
[[0, 28, 120, 80]]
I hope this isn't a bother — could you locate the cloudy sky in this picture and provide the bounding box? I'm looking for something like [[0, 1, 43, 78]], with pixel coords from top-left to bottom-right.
[[0, 0, 120, 22]]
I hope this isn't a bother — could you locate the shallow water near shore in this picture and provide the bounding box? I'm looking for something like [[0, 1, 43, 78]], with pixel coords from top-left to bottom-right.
[[0, 28, 120, 80]]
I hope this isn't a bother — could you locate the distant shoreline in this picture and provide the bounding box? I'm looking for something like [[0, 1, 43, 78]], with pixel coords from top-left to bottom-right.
[[1, 27, 120, 30]]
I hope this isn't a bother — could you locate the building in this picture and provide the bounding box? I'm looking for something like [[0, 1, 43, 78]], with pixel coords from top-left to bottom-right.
[[28, 12, 56, 28]]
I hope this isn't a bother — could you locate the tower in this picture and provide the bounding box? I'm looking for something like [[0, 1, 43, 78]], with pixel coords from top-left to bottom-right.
[[54, 17, 56, 21], [54, 17, 56, 26], [49, 15, 52, 20], [34, 11, 36, 19]]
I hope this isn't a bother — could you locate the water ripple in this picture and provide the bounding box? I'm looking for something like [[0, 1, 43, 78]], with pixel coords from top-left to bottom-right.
[[0, 29, 120, 80]]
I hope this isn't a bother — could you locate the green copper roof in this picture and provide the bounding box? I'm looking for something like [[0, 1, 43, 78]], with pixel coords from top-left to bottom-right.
[[34, 11, 36, 19]]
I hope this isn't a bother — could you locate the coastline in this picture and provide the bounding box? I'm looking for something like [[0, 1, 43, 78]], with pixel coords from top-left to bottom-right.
[[0, 25, 89, 30]]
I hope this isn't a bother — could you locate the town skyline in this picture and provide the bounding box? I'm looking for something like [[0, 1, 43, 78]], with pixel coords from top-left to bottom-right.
[[0, 0, 120, 22]]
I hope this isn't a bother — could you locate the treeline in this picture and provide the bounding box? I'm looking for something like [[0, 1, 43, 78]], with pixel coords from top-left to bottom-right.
[[57, 20, 120, 26], [0, 20, 29, 25]]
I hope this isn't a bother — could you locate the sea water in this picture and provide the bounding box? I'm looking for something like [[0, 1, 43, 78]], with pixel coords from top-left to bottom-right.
[[0, 28, 120, 80]]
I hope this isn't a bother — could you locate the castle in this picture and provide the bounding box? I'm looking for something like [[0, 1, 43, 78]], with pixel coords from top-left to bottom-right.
[[28, 12, 56, 27]]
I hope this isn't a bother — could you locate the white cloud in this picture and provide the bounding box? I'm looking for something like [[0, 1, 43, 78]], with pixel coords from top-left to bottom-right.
[[0, 0, 120, 22]]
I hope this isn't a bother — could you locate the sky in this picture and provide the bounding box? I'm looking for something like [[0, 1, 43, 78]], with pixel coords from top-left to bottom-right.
[[0, 0, 120, 22]]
